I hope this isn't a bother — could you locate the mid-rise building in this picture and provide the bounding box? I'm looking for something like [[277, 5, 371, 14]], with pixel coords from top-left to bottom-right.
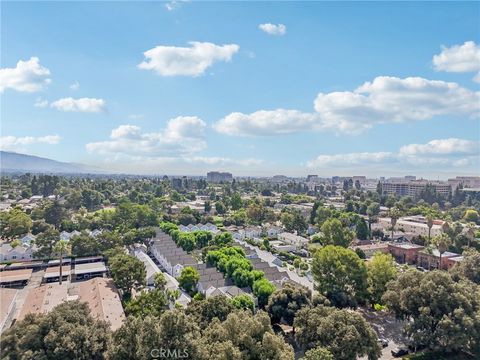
[[207, 171, 233, 183], [448, 176, 480, 191], [381, 179, 451, 198]]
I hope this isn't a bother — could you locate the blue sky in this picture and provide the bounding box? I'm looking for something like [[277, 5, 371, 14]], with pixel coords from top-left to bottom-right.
[[1, 1, 479, 177]]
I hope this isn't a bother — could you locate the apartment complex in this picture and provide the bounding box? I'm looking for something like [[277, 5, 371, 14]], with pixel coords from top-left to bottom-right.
[[448, 176, 480, 191], [378, 215, 444, 238], [381, 179, 451, 198], [207, 171, 233, 183]]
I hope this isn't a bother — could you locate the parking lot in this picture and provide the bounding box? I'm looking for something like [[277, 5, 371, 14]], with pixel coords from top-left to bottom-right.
[[357, 307, 409, 360]]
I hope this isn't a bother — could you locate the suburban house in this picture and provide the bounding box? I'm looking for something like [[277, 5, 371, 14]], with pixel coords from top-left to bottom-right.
[[269, 241, 296, 253], [179, 223, 219, 233], [195, 263, 229, 296], [277, 232, 309, 249], [149, 230, 196, 277], [0, 243, 37, 262], [205, 285, 249, 299], [264, 225, 283, 238], [20, 234, 36, 245]]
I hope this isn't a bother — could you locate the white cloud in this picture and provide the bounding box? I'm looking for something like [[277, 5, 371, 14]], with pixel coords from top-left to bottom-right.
[[0, 57, 51, 93], [259, 23, 286, 36], [213, 109, 320, 136], [34, 98, 49, 108], [138, 41, 240, 77], [399, 138, 479, 156], [433, 41, 480, 72], [433, 41, 480, 83], [164, 0, 186, 11], [70, 81, 80, 91], [307, 138, 479, 169], [314, 76, 480, 133], [214, 76, 480, 136], [50, 97, 106, 113], [0, 135, 61, 151], [86, 116, 207, 157]]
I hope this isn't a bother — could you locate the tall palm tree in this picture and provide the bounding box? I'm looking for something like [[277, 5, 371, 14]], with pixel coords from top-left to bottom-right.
[[426, 214, 434, 242], [432, 233, 452, 270], [388, 207, 402, 241], [53, 240, 71, 285]]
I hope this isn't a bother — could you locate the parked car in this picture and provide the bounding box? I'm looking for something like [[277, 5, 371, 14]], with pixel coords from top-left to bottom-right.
[[378, 338, 389, 348], [391, 347, 409, 357]]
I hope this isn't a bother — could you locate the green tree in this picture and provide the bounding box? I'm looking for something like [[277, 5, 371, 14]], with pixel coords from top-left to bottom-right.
[[311, 245, 368, 307], [44, 201, 67, 229], [383, 270, 480, 353], [281, 209, 308, 234], [366, 252, 397, 305], [186, 295, 235, 329], [215, 201, 226, 214], [318, 218, 354, 247], [211, 232, 233, 246], [109, 253, 146, 297], [230, 294, 255, 312], [230, 193, 243, 210], [153, 272, 167, 290], [266, 282, 311, 326], [355, 218, 369, 240], [125, 289, 168, 318], [196, 311, 294, 360], [0, 301, 111, 360], [463, 209, 479, 224], [1, 208, 32, 238], [34, 226, 60, 258], [178, 266, 200, 294], [177, 232, 197, 252], [193, 230, 212, 248], [110, 311, 200, 360], [301, 347, 334, 360], [253, 278, 276, 308], [450, 249, 480, 284], [294, 306, 381, 360]]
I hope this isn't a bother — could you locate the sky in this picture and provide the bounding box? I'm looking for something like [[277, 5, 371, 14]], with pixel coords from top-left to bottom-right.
[[1, 1, 479, 178]]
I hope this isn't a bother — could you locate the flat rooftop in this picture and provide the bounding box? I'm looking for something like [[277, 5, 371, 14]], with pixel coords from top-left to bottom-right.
[[44, 265, 71, 278], [73, 262, 107, 275], [389, 243, 424, 250], [0, 268, 33, 284]]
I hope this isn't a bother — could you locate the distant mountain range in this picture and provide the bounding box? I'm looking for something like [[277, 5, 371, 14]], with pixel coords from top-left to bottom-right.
[[0, 151, 99, 174]]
